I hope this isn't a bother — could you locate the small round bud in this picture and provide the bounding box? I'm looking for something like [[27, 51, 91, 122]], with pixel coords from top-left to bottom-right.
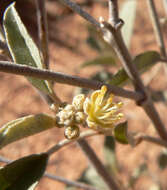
[[75, 111, 86, 124], [72, 94, 85, 111], [64, 125, 80, 140]]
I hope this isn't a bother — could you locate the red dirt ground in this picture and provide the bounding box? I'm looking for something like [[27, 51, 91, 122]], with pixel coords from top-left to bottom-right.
[[0, 0, 167, 190]]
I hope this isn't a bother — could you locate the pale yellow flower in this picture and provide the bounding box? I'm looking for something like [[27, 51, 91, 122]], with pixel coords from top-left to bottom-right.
[[83, 86, 123, 130]]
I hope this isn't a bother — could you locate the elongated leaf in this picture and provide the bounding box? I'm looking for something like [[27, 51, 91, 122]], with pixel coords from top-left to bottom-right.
[[3, 3, 53, 95], [103, 136, 118, 174], [0, 153, 48, 190], [114, 122, 128, 144], [81, 55, 116, 68], [120, 0, 137, 47], [0, 114, 56, 149], [109, 51, 161, 86]]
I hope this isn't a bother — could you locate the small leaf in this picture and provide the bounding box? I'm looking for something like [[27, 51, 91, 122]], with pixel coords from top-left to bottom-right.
[[86, 36, 101, 52], [81, 55, 116, 68], [78, 166, 108, 189], [114, 122, 128, 144], [120, 0, 137, 47], [0, 114, 56, 149], [157, 149, 167, 170], [103, 136, 118, 174], [109, 51, 161, 86], [128, 163, 147, 188], [0, 153, 48, 190], [3, 3, 53, 95]]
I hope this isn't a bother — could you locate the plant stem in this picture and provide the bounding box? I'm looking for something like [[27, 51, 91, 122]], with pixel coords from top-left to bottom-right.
[[163, 0, 167, 14], [35, 0, 50, 69], [0, 61, 143, 101], [59, 0, 101, 28], [46, 130, 99, 155], [77, 139, 121, 190], [44, 172, 99, 190], [147, 0, 166, 58], [102, 0, 167, 141], [140, 134, 167, 148]]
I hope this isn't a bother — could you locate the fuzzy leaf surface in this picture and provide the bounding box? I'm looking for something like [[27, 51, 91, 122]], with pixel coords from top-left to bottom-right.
[[0, 114, 56, 149], [3, 3, 53, 95]]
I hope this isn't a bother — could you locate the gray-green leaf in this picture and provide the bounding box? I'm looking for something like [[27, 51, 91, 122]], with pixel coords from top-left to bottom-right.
[[0, 153, 48, 190], [81, 55, 116, 68], [109, 51, 161, 86], [3, 3, 53, 95], [0, 114, 56, 149], [120, 0, 137, 47]]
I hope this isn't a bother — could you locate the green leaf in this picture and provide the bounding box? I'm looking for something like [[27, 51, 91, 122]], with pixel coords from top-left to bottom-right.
[[86, 35, 101, 52], [114, 122, 128, 144], [0, 153, 48, 190], [103, 136, 118, 174], [109, 51, 161, 86], [120, 0, 137, 47], [157, 149, 167, 170], [128, 163, 147, 188], [3, 3, 53, 95], [78, 166, 108, 190], [81, 55, 116, 68], [0, 114, 56, 149]]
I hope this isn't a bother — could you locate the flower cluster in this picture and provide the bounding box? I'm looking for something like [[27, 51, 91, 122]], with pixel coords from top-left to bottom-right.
[[56, 86, 123, 139], [56, 94, 86, 139]]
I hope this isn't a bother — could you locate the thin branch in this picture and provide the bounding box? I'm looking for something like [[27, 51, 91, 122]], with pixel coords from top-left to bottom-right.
[[77, 139, 121, 190], [140, 134, 167, 148], [102, 0, 167, 141], [108, 0, 119, 25], [147, 0, 166, 58], [44, 172, 99, 190], [59, 0, 101, 28], [0, 61, 143, 101], [46, 130, 99, 155], [35, 0, 50, 69]]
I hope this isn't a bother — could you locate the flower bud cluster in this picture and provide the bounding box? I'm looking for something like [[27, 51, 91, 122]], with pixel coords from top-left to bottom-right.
[[56, 94, 86, 139]]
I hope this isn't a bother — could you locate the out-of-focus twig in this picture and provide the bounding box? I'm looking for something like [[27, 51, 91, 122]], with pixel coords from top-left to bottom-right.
[[46, 130, 99, 155], [163, 0, 167, 14], [35, 0, 50, 69], [59, 0, 101, 28], [147, 0, 166, 58], [44, 172, 99, 190], [77, 139, 121, 190], [0, 61, 143, 101]]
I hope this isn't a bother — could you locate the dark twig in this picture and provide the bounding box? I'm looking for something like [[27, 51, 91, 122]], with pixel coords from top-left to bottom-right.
[[44, 173, 99, 190], [59, 0, 101, 28], [77, 139, 121, 190], [147, 0, 166, 58], [103, 0, 167, 140], [0, 61, 143, 101], [35, 0, 50, 69]]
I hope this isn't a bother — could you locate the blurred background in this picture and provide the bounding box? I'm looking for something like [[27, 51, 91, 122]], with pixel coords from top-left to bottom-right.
[[0, 0, 167, 189]]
